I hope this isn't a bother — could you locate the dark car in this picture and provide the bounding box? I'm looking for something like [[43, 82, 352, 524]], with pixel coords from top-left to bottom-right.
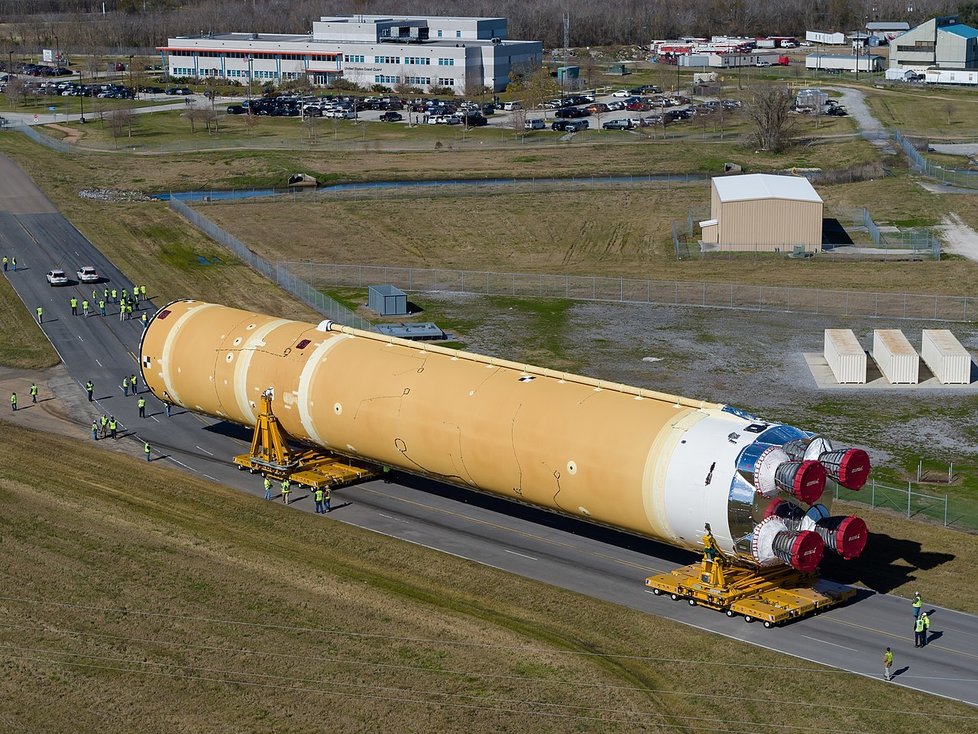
[[461, 113, 488, 127], [551, 119, 589, 132], [602, 119, 633, 130], [482, 103, 495, 115], [555, 107, 589, 119], [379, 111, 403, 122], [226, 105, 246, 114]]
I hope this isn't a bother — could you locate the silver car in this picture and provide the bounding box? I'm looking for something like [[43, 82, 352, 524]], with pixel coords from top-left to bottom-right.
[[76, 265, 99, 283], [45, 269, 69, 286]]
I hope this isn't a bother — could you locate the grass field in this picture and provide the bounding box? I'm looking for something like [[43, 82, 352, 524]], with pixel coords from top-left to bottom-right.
[[0, 423, 975, 733], [0, 273, 59, 369], [863, 84, 978, 138], [201, 176, 978, 296]]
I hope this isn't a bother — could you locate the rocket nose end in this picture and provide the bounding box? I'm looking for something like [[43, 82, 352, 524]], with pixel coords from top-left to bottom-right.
[[787, 530, 825, 573], [832, 516, 869, 560]]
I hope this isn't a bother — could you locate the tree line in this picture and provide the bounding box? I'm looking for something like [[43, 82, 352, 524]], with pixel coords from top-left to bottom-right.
[[0, 0, 970, 55]]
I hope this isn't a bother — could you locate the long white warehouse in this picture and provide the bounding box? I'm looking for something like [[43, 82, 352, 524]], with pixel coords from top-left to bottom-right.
[[158, 14, 543, 94]]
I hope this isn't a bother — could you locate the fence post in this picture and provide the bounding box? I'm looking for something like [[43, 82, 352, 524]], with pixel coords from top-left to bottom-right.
[[907, 481, 912, 518], [944, 495, 948, 527], [872, 478, 875, 508]]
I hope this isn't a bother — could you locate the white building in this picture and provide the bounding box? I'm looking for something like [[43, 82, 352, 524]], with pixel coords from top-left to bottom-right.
[[806, 30, 847, 45], [888, 15, 978, 71], [805, 53, 884, 71], [158, 14, 543, 94]]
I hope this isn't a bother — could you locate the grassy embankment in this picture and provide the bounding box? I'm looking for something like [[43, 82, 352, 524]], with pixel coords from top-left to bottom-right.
[[0, 273, 59, 369], [864, 84, 978, 139], [0, 423, 976, 733]]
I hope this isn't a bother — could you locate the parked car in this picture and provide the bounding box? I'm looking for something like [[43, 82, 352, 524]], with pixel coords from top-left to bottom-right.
[[524, 118, 545, 130], [46, 269, 69, 286], [461, 113, 488, 126], [602, 119, 633, 130], [226, 105, 246, 114], [379, 111, 403, 122], [755, 60, 772, 67], [76, 266, 99, 283], [551, 119, 589, 132], [501, 101, 522, 111], [611, 89, 629, 98]]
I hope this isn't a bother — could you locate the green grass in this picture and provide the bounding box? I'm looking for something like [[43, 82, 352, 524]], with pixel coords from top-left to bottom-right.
[[1, 422, 977, 732], [0, 274, 59, 369], [864, 85, 978, 138]]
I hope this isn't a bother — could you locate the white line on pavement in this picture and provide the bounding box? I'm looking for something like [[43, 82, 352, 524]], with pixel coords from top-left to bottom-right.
[[195, 445, 214, 456], [504, 549, 537, 561]]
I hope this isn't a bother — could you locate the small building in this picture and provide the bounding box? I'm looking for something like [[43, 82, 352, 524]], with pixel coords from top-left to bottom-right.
[[605, 62, 631, 75], [677, 54, 710, 67], [795, 88, 828, 109], [889, 15, 978, 70], [924, 68, 978, 85], [556, 65, 579, 83], [707, 52, 774, 68], [866, 21, 910, 42], [806, 30, 847, 45], [805, 53, 884, 71], [368, 284, 408, 316], [700, 174, 823, 252]]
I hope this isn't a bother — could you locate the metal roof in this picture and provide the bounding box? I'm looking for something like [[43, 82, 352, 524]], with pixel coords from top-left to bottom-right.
[[943, 23, 978, 39], [373, 322, 447, 340], [712, 174, 822, 204], [866, 21, 909, 30]]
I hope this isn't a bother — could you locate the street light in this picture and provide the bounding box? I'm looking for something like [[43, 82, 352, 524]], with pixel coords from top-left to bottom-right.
[[247, 55, 253, 106], [129, 54, 135, 98], [79, 70, 86, 123]]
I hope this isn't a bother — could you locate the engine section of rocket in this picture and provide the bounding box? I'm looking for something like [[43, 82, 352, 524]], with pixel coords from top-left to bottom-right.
[[140, 301, 870, 572]]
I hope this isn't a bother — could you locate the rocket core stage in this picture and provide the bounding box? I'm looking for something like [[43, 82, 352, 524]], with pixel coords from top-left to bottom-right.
[[140, 300, 869, 572]]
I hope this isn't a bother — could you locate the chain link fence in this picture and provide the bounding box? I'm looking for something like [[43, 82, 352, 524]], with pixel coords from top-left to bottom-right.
[[894, 129, 978, 189], [835, 479, 968, 530], [167, 199, 371, 329], [292, 262, 976, 321]]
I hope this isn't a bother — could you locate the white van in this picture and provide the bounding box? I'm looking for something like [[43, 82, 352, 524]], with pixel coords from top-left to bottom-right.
[[523, 118, 545, 130], [502, 101, 522, 111]]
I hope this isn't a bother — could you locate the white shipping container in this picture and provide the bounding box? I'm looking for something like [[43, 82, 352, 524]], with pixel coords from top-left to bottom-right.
[[872, 329, 919, 384], [824, 329, 866, 384], [921, 330, 971, 384]]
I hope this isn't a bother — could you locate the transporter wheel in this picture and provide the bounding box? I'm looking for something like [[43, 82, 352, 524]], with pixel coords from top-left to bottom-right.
[[687, 599, 697, 607], [651, 588, 662, 596], [669, 593, 680, 601], [744, 615, 754, 624], [725, 610, 736, 618], [763, 621, 774, 629]]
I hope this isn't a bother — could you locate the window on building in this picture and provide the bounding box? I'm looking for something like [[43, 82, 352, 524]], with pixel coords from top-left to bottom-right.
[[344, 54, 365, 63], [374, 74, 400, 84], [437, 30, 443, 38], [456, 30, 461, 38], [438, 58, 455, 66], [438, 77, 455, 86], [406, 76, 431, 85]]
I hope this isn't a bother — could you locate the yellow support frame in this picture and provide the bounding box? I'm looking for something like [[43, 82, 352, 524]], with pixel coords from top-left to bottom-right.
[[232, 392, 378, 489]]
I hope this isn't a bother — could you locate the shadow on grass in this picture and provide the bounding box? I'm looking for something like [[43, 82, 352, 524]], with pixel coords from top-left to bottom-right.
[[821, 531, 955, 594]]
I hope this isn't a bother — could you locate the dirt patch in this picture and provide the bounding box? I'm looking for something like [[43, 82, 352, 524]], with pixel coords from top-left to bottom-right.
[[43, 123, 82, 145], [937, 212, 978, 262]]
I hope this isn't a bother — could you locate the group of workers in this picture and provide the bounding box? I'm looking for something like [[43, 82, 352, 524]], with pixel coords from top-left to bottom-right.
[[884, 591, 937, 681], [66, 285, 148, 324], [263, 475, 333, 513]]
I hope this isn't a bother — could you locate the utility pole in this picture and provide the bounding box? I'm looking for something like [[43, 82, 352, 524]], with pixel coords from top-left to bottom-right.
[[562, 12, 569, 100]]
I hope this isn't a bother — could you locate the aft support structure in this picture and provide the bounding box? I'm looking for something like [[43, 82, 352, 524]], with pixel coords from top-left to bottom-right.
[[233, 390, 377, 489], [644, 525, 854, 627]]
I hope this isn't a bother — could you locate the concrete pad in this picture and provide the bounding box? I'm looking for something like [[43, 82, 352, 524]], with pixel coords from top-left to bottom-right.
[[803, 352, 978, 390]]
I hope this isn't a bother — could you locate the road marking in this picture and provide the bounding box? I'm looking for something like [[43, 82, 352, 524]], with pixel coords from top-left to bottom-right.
[[202, 474, 218, 482], [166, 456, 197, 472], [378, 513, 396, 520], [195, 445, 214, 456], [831, 618, 978, 662], [95, 359, 102, 367], [504, 549, 537, 561], [151, 416, 159, 423], [800, 634, 856, 652]]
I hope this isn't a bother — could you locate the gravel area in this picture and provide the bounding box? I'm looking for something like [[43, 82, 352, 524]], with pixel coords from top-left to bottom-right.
[[422, 293, 978, 467]]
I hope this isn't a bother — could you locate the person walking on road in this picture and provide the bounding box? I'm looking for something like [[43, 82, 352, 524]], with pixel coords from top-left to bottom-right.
[[36, 306, 42, 324], [263, 476, 272, 500], [125, 303, 133, 320], [82, 299, 90, 317], [912, 591, 922, 619], [137, 397, 146, 418], [141, 312, 149, 329], [313, 486, 324, 514], [10, 392, 16, 411], [100, 414, 108, 438], [70, 296, 78, 315], [110, 288, 117, 303], [91, 419, 99, 440], [85, 380, 94, 402], [121, 376, 130, 396], [30, 383, 37, 404], [140, 285, 147, 299], [108, 416, 117, 439], [281, 479, 291, 505], [144, 441, 151, 462], [883, 647, 893, 681], [2, 256, 7, 271], [164, 401, 171, 417], [130, 373, 138, 393], [382, 465, 392, 483], [921, 612, 931, 646], [323, 486, 331, 513], [11, 257, 16, 271], [99, 299, 106, 316], [914, 615, 926, 647]]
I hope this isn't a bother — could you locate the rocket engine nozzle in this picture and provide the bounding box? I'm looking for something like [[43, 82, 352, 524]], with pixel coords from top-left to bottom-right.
[[819, 448, 871, 491], [774, 460, 826, 505], [751, 515, 825, 572], [764, 501, 868, 560]]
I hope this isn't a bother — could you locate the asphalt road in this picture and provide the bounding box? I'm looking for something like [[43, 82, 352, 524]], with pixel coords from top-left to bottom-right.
[[1, 154, 976, 708]]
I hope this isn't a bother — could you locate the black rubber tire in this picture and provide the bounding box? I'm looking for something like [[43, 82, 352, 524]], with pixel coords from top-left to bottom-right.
[[670, 593, 680, 601], [687, 599, 697, 607], [651, 588, 662, 596], [725, 610, 736, 618], [744, 615, 754, 624], [763, 621, 774, 629]]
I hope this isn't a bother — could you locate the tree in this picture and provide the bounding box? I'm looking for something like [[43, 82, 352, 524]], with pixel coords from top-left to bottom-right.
[[745, 85, 795, 152], [4, 75, 24, 108], [108, 107, 133, 143]]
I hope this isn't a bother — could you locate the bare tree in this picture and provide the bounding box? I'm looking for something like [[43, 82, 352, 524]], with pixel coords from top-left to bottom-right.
[[108, 107, 132, 143], [944, 101, 956, 126], [184, 106, 202, 133], [4, 75, 24, 107], [745, 85, 795, 152]]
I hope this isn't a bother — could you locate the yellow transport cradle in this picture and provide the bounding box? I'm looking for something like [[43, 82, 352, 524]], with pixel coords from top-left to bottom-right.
[[233, 391, 377, 489], [644, 527, 855, 628]]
